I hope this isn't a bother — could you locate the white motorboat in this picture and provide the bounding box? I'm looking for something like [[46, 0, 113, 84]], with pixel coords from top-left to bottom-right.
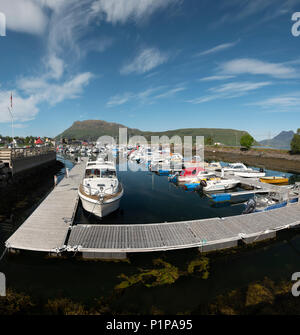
[[222, 163, 249, 174], [234, 170, 265, 178], [201, 178, 240, 192], [204, 161, 222, 171], [78, 161, 123, 218]]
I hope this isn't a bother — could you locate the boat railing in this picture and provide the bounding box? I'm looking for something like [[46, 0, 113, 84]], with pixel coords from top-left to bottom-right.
[[80, 182, 122, 196]]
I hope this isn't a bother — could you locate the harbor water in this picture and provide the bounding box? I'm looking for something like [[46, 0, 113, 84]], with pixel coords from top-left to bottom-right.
[[0, 156, 300, 314]]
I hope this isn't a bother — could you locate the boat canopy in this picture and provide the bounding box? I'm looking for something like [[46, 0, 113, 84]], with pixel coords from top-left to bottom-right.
[[180, 166, 204, 176]]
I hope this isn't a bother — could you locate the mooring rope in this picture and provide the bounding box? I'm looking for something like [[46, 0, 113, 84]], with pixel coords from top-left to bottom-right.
[[0, 247, 8, 263]]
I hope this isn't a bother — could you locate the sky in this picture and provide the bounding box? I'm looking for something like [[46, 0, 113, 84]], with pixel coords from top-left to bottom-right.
[[0, 0, 300, 141]]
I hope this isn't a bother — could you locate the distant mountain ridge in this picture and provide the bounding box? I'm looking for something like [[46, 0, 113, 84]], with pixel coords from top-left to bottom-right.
[[56, 119, 256, 146], [259, 131, 294, 149]]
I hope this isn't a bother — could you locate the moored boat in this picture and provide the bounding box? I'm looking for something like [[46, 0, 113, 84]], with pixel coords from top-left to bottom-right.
[[234, 170, 265, 178], [201, 178, 240, 192], [259, 176, 289, 184], [78, 160, 123, 218]]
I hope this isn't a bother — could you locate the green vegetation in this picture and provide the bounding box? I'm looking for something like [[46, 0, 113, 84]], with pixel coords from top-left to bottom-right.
[[115, 259, 181, 289], [240, 133, 254, 149], [55, 119, 256, 146], [290, 129, 300, 154], [197, 277, 295, 315], [204, 136, 214, 145], [115, 256, 209, 290], [187, 258, 209, 279], [1, 276, 297, 315]]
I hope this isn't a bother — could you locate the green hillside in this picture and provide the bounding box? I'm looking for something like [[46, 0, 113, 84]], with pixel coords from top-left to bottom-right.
[[56, 120, 255, 146]]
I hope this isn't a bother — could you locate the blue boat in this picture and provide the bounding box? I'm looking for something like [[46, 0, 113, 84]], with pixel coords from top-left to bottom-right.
[[243, 195, 298, 214]]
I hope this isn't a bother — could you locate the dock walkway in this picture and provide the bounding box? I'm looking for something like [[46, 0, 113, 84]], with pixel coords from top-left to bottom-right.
[[5, 159, 300, 257], [6, 159, 86, 252], [67, 203, 300, 254]]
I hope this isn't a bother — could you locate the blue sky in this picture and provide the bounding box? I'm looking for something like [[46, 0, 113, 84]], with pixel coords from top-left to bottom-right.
[[0, 0, 300, 140]]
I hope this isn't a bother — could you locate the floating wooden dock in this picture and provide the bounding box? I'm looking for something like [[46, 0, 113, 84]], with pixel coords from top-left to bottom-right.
[[5, 159, 87, 252], [5, 160, 300, 258], [66, 203, 300, 254]]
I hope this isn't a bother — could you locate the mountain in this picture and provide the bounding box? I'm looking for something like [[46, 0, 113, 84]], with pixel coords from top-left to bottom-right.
[[259, 131, 294, 149], [56, 120, 256, 146]]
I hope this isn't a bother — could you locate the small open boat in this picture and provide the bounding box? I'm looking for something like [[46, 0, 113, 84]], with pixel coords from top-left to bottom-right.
[[259, 176, 289, 184]]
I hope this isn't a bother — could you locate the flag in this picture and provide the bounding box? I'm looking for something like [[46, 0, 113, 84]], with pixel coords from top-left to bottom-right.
[[10, 92, 12, 108]]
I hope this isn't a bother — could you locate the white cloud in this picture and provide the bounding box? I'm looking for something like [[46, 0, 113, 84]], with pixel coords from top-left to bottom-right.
[[91, 0, 178, 24], [0, 71, 93, 123], [223, 0, 298, 21], [209, 81, 271, 94], [121, 47, 169, 75], [199, 75, 235, 82], [187, 81, 271, 104], [107, 85, 183, 107], [221, 58, 297, 79], [195, 41, 239, 57], [154, 87, 186, 99], [46, 54, 64, 79], [249, 92, 300, 110], [0, 0, 48, 35], [106, 92, 134, 107], [18, 72, 93, 105], [0, 90, 39, 122]]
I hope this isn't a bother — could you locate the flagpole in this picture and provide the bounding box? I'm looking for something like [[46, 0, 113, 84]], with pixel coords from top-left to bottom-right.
[[8, 93, 14, 148]]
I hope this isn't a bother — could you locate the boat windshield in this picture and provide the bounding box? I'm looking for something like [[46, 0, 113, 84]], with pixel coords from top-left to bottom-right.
[[85, 169, 100, 178], [100, 169, 117, 178]]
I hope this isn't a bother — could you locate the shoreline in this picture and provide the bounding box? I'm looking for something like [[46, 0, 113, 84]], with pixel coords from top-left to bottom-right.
[[203, 146, 300, 174]]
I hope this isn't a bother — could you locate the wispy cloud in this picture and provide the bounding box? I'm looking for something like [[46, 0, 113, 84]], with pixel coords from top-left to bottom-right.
[[106, 92, 134, 107], [154, 87, 186, 99], [195, 40, 239, 57], [91, 0, 180, 24], [217, 0, 299, 26], [107, 85, 184, 107], [0, 71, 93, 123], [17, 72, 93, 106], [199, 75, 235, 82], [209, 81, 271, 94], [248, 92, 300, 111], [221, 58, 297, 79], [121, 47, 169, 75], [0, 90, 39, 123], [187, 81, 271, 104]]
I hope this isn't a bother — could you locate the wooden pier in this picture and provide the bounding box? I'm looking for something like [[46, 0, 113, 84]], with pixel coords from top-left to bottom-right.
[[0, 147, 56, 175], [5, 159, 86, 252], [5, 160, 300, 258]]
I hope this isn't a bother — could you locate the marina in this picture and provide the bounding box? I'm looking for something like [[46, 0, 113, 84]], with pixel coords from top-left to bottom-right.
[[4, 151, 300, 259], [1, 0, 300, 317]]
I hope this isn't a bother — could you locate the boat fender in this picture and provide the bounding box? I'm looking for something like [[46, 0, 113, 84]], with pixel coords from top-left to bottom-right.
[[200, 180, 207, 187], [242, 198, 256, 214]]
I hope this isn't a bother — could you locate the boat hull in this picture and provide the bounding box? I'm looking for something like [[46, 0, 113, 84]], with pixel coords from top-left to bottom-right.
[[78, 186, 123, 218], [234, 172, 265, 178], [259, 177, 289, 184]]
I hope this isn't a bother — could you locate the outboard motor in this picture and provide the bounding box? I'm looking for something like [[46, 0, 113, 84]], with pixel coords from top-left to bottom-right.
[[242, 198, 256, 214], [200, 180, 207, 188]]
